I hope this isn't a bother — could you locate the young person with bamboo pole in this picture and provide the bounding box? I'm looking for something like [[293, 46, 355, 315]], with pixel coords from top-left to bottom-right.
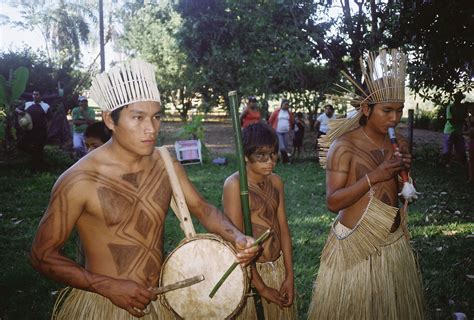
[[29, 59, 260, 319], [223, 123, 297, 319], [308, 49, 424, 319]]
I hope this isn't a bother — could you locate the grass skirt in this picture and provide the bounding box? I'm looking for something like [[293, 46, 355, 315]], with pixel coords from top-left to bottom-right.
[[52, 287, 176, 320], [237, 254, 298, 320], [308, 196, 424, 320]]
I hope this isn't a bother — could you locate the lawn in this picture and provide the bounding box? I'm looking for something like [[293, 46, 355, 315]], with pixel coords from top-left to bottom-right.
[[0, 142, 472, 319]]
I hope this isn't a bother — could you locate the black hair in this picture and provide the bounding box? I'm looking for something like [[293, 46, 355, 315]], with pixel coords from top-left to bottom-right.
[[84, 121, 112, 143], [296, 112, 303, 118], [110, 105, 127, 125], [359, 103, 376, 126], [242, 123, 278, 157], [325, 104, 334, 111], [248, 96, 257, 103], [281, 99, 290, 107]]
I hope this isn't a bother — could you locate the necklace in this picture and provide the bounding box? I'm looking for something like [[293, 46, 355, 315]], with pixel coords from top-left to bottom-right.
[[362, 128, 387, 156]]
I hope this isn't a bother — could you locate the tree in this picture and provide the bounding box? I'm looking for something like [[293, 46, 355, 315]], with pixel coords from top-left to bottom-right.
[[175, 0, 337, 113], [399, 0, 473, 103], [0, 66, 29, 150], [119, 2, 204, 120], [5, 0, 96, 68]]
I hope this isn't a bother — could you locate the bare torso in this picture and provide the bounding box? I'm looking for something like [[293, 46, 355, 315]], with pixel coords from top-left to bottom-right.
[[248, 175, 282, 263], [69, 149, 172, 287], [329, 128, 402, 231]]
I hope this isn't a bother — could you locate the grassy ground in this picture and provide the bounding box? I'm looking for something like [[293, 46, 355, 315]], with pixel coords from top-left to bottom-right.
[[0, 143, 472, 319]]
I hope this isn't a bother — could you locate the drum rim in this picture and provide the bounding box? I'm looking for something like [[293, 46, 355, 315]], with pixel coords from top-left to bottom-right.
[[159, 233, 249, 319]]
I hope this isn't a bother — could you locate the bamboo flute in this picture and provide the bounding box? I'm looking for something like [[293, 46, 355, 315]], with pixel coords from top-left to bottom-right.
[[228, 90, 265, 320]]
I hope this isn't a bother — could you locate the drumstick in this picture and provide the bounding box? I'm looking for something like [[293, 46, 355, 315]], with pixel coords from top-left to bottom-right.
[[152, 274, 205, 295], [209, 229, 272, 298]]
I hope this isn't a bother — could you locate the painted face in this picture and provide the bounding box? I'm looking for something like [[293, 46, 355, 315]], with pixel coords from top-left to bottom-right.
[[85, 136, 104, 153], [107, 101, 161, 156], [246, 146, 277, 176], [365, 102, 404, 134]]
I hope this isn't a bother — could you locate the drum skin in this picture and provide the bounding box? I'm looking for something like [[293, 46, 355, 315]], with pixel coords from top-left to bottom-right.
[[160, 234, 248, 319]]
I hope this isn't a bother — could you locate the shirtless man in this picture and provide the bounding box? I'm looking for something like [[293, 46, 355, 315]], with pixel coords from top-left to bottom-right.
[[308, 49, 424, 319], [30, 59, 259, 319]]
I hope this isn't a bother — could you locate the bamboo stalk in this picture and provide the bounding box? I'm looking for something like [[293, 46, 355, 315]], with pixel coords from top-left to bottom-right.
[[225, 91, 265, 319], [209, 229, 272, 298]]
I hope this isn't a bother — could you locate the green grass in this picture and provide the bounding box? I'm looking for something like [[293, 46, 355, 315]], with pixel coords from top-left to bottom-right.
[[0, 145, 473, 319]]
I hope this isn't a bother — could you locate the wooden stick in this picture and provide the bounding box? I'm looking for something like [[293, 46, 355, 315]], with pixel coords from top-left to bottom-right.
[[209, 229, 272, 298], [152, 274, 205, 295]]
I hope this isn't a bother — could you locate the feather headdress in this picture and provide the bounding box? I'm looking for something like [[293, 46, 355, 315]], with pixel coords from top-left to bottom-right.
[[90, 59, 161, 112], [319, 48, 407, 168]]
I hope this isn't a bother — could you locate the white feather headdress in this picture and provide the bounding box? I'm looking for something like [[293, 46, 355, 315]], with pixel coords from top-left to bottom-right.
[[318, 48, 407, 168], [90, 59, 161, 112]]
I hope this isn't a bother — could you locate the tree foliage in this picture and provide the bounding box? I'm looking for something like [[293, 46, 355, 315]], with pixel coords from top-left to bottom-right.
[[5, 0, 96, 68], [120, 2, 204, 120]]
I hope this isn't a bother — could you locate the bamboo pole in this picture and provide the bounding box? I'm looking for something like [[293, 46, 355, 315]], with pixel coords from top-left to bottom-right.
[[228, 90, 266, 320]]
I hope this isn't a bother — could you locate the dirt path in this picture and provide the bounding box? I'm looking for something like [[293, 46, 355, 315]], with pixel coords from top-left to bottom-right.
[[160, 121, 444, 155]]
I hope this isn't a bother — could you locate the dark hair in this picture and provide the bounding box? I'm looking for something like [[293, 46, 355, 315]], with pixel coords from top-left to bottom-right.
[[281, 99, 289, 107], [296, 112, 303, 118], [110, 105, 127, 124], [248, 96, 257, 103], [359, 103, 375, 126], [325, 104, 334, 111], [242, 123, 278, 157], [84, 121, 112, 143]]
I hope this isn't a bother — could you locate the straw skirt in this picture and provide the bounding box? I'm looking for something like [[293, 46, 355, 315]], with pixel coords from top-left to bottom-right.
[[308, 196, 424, 320], [52, 287, 175, 320], [237, 254, 297, 320]]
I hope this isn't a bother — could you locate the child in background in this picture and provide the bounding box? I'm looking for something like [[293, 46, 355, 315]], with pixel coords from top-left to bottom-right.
[[84, 121, 111, 153], [223, 123, 296, 319], [292, 112, 305, 159]]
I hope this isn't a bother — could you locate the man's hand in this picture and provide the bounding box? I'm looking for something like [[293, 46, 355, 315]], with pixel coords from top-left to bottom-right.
[[260, 285, 286, 307], [98, 278, 156, 318], [234, 235, 260, 266], [393, 148, 412, 171], [279, 276, 294, 307], [369, 157, 405, 184]]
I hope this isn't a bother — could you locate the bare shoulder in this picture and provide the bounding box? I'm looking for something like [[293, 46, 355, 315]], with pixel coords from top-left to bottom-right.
[[268, 173, 283, 189], [224, 172, 240, 189], [327, 129, 361, 171]]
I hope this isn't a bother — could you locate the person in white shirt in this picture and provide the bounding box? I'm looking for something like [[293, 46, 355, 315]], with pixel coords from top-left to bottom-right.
[[269, 99, 295, 163], [315, 104, 335, 135]]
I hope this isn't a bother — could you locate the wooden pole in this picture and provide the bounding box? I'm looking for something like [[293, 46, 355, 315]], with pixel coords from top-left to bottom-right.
[[99, 0, 105, 72], [408, 109, 414, 155], [228, 91, 265, 320]]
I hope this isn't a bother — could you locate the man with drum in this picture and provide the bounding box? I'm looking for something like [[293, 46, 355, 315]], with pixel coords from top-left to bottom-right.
[[30, 59, 260, 319]]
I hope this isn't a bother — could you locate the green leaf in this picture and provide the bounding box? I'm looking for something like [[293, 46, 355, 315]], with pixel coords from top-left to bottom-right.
[[0, 75, 7, 109], [10, 67, 29, 102]]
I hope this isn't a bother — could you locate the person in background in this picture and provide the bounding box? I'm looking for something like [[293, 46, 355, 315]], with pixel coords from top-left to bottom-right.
[[84, 121, 111, 153], [269, 99, 294, 163], [240, 96, 262, 128], [16, 90, 52, 172], [292, 112, 305, 159], [441, 92, 468, 168], [72, 96, 96, 158], [315, 104, 335, 136]]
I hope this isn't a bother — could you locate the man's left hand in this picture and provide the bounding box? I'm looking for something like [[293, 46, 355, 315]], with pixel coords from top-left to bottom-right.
[[234, 235, 260, 266]]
